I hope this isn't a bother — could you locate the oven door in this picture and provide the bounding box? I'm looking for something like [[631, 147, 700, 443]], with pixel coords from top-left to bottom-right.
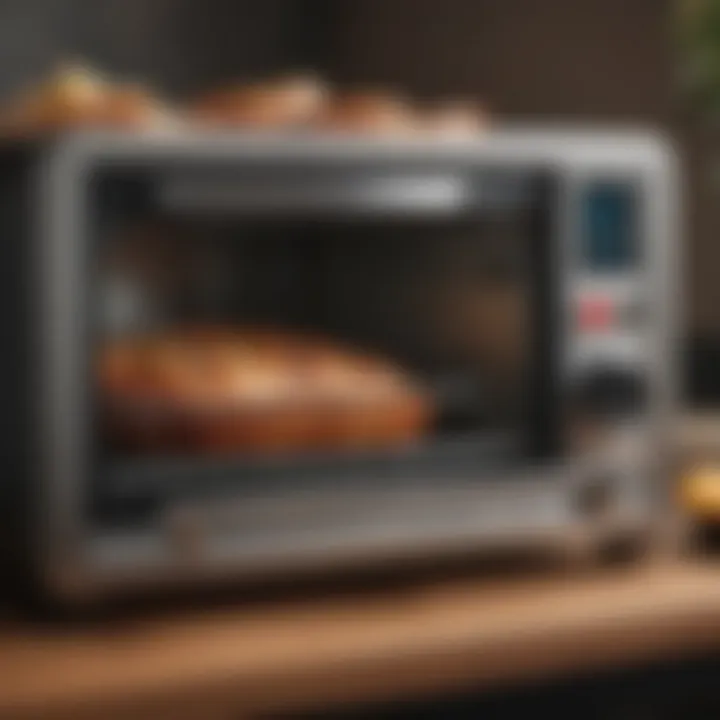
[[41, 146, 565, 591], [83, 157, 562, 529]]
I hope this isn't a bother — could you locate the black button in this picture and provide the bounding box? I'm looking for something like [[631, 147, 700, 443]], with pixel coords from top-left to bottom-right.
[[573, 367, 646, 418]]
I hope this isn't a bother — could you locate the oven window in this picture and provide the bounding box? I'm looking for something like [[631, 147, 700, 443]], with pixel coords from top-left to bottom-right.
[[88, 169, 553, 525]]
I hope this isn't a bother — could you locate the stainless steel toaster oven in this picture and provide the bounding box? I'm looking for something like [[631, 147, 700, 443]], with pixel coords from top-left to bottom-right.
[[0, 128, 679, 603]]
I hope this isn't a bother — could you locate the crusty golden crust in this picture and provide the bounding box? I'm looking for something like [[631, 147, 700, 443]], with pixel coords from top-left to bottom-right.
[[312, 91, 418, 135], [0, 63, 180, 135], [100, 327, 432, 455], [191, 75, 328, 129], [420, 101, 489, 139]]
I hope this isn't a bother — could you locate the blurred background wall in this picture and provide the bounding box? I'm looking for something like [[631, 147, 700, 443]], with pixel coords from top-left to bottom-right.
[[0, 0, 672, 115]]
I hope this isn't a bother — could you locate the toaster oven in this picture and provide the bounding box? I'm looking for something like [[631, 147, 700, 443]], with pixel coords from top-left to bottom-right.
[[0, 128, 678, 603]]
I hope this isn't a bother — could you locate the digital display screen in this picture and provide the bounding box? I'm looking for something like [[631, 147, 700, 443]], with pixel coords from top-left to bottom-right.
[[581, 182, 637, 271]]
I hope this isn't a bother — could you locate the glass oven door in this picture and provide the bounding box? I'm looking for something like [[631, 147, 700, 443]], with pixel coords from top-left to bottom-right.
[[87, 159, 561, 530]]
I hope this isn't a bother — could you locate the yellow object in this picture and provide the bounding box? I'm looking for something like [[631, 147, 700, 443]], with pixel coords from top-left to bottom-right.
[[681, 465, 720, 520]]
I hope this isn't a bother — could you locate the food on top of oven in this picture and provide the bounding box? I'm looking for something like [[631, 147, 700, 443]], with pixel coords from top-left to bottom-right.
[[99, 82, 181, 131], [191, 74, 329, 129], [99, 327, 433, 455], [421, 100, 489, 139], [0, 63, 103, 132], [0, 62, 180, 135], [312, 90, 419, 136], [0, 62, 489, 140]]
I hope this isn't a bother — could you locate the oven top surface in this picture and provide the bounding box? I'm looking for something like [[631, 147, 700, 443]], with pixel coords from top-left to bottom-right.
[[32, 124, 672, 170]]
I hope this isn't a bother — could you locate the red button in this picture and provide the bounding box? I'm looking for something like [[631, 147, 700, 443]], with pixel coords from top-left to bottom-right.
[[578, 298, 613, 330]]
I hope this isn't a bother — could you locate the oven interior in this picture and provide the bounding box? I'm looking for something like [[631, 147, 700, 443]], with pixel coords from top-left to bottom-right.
[[88, 167, 553, 528]]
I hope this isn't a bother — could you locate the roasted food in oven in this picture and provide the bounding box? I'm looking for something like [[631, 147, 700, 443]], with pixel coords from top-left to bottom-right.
[[99, 327, 432, 455], [0, 63, 179, 135], [191, 75, 328, 129]]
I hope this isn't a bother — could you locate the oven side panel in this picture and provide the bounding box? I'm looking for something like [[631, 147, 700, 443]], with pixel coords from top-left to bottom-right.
[[0, 144, 42, 600]]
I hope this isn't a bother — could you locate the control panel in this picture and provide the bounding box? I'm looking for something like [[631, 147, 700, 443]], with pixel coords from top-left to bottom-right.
[[567, 178, 649, 423]]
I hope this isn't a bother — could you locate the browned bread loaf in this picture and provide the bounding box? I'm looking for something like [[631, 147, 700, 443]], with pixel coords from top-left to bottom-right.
[[421, 100, 489, 139], [191, 75, 328, 129], [99, 327, 432, 455], [0, 64, 179, 135], [312, 91, 418, 136]]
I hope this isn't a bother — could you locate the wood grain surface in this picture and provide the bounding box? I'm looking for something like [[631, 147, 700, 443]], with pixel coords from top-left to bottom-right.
[[3, 560, 720, 719]]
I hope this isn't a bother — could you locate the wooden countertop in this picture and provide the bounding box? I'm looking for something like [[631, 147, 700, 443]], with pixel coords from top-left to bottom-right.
[[4, 559, 720, 719]]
